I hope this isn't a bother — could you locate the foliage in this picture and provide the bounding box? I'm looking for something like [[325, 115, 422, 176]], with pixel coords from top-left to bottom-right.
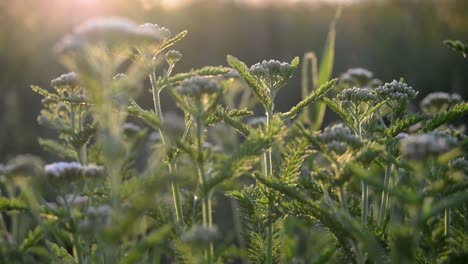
[[0, 14, 467, 264]]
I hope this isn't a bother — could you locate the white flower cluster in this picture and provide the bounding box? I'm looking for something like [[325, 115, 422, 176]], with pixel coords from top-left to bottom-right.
[[51, 72, 80, 88], [400, 133, 450, 160], [318, 124, 362, 155], [337, 87, 378, 109], [247, 116, 266, 127], [249, 59, 292, 91], [181, 225, 219, 244], [339, 68, 382, 88], [55, 17, 169, 53], [79, 205, 112, 231], [45, 162, 105, 181], [420, 92, 462, 115], [0, 155, 43, 178], [123, 122, 141, 138], [176, 76, 220, 97], [165, 50, 182, 65], [375, 80, 418, 101]]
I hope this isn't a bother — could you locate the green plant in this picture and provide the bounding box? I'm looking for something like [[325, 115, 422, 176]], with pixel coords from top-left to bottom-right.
[[0, 16, 467, 264]]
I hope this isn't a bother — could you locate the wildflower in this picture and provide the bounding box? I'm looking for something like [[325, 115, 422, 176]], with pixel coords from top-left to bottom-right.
[[420, 92, 463, 115], [55, 17, 167, 54], [318, 124, 363, 154], [175, 76, 221, 119], [451, 157, 468, 173], [400, 133, 451, 160], [45, 161, 83, 182], [181, 225, 219, 244], [249, 59, 293, 94], [79, 204, 112, 231], [122, 122, 141, 138], [57, 194, 89, 207], [3, 155, 43, 179], [247, 116, 266, 127], [339, 68, 382, 88], [148, 131, 162, 144], [51, 72, 80, 88], [176, 76, 221, 98], [337, 87, 378, 109], [139, 23, 172, 40], [165, 50, 182, 65], [83, 164, 106, 179], [375, 80, 418, 101]]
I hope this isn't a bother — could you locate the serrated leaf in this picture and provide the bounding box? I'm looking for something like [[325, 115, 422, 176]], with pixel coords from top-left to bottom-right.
[[227, 55, 272, 111], [444, 39, 468, 58], [38, 138, 76, 159], [323, 97, 354, 126], [282, 79, 337, 119], [154, 30, 188, 56], [422, 102, 468, 132], [46, 241, 77, 264], [20, 226, 43, 252], [0, 197, 28, 211], [384, 114, 425, 137]]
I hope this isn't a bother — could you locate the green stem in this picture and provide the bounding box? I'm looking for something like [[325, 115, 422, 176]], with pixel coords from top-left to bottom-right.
[[264, 109, 274, 264], [196, 118, 213, 264], [444, 208, 450, 236], [379, 162, 392, 227], [149, 71, 184, 225], [361, 180, 368, 227]]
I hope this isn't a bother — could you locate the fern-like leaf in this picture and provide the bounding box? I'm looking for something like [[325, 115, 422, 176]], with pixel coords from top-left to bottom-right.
[[444, 39, 468, 58], [422, 102, 468, 132], [46, 241, 77, 264], [227, 55, 272, 111], [282, 79, 337, 119]]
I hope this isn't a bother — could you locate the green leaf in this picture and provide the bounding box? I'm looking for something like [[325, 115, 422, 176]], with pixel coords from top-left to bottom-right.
[[119, 224, 173, 264], [309, 7, 340, 130], [159, 66, 231, 88], [444, 39, 468, 58], [127, 102, 162, 131], [20, 226, 43, 252], [38, 138, 76, 159], [282, 79, 337, 119], [227, 55, 272, 111], [69, 124, 96, 150], [0, 197, 28, 212], [46, 241, 77, 264], [154, 30, 188, 56], [422, 102, 468, 132], [322, 97, 354, 126], [384, 114, 425, 137]]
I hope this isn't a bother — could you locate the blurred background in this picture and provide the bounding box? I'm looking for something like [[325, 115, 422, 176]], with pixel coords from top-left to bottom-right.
[[1, 0, 467, 159]]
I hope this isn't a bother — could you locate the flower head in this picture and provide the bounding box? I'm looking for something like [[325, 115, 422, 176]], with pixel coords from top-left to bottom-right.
[[337, 87, 378, 109], [165, 50, 182, 65], [318, 124, 362, 155], [55, 17, 167, 54], [420, 92, 463, 115], [176, 76, 221, 98], [249, 59, 293, 94], [181, 225, 219, 244], [51, 72, 80, 88], [339, 68, 382, 88], [375, 80, 418, 101], [45, 162, 84, 182], [400, 133, 451, 160]]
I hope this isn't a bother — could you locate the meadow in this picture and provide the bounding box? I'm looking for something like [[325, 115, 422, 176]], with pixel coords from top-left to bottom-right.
[[0, 2, 468, 264]]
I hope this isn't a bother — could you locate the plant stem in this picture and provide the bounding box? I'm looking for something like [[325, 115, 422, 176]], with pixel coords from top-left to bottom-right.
[[361, 180, 368, 227], [264, 109, 274, 264], [195, 118, 213, 264], [444, 208, 450, 236], [379, 162, 392, 227], [149, 71, 184, 225]]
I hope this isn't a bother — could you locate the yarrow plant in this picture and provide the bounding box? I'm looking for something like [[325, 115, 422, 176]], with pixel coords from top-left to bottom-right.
[[1, 14, 468, 264]]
